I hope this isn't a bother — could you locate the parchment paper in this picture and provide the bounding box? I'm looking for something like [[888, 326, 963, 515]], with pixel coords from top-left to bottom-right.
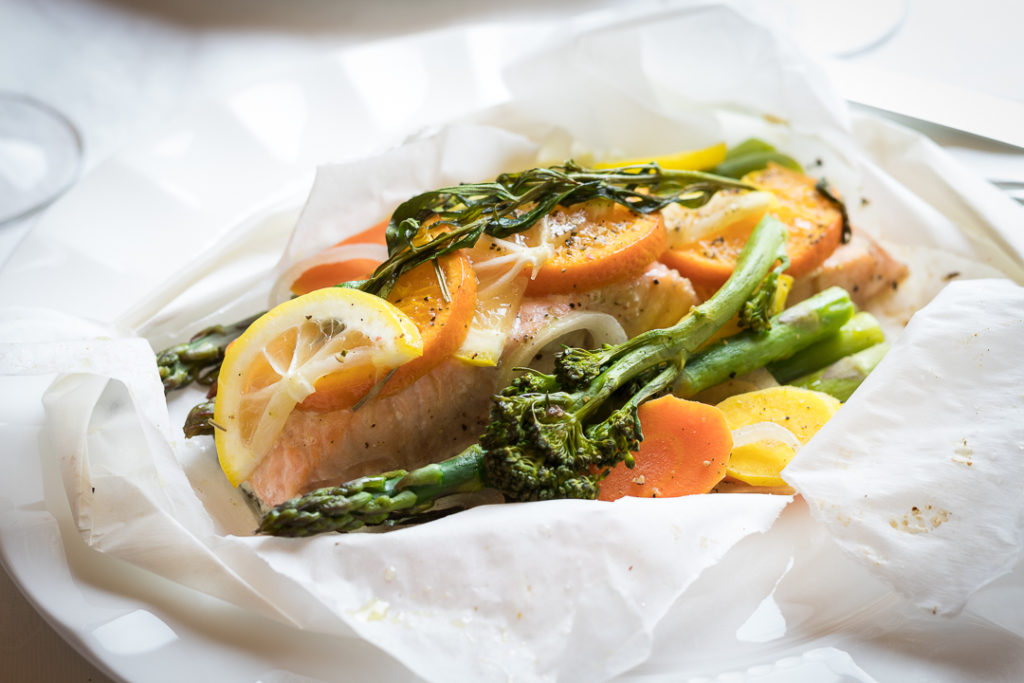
[[2, 3, 1023, 681]]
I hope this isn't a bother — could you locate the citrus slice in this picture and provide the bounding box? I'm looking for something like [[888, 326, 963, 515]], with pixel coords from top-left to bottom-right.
[[453, 235, 548, 366], [382, 250, 477, 391], [593, 142, 727, 170], [275, 243, 387, 303], [269, 219, 390, 304], [213, 287, 422, 486], [524, 199, 667, 296], [299, 248, 477, 410], [661, 164, 843, 291], [661, 190, 776, 249], [715, 386, 841, 488]]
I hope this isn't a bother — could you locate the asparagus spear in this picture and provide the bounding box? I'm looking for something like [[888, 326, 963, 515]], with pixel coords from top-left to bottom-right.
[[183, 400, 215, 438], [258, 215, 791, 536], [157, 314, 261, 393], [789, 342, 890, 401], [671, 287, 855, 398], [767, 311, 884, 384]]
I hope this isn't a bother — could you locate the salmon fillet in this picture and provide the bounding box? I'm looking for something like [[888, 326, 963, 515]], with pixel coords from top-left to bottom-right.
[[247, 262, 699, 506], [789, 229, 908, 307], [513, 261, 699, 340], [248, 359, 498, 506]]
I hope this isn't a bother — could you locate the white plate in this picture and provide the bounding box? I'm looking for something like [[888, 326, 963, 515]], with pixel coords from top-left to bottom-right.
[[2, 17, 1023, 683]]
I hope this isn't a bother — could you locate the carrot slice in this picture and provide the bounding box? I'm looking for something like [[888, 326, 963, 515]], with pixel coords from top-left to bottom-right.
[[598, 395, 732, 500], [289, 220, 390, 295], [290, 257, 381, 295], [525, 199, 667, 296], [298, 249, 477, 411], [338, 219, 388, 247], [661, 164, 843, 290]]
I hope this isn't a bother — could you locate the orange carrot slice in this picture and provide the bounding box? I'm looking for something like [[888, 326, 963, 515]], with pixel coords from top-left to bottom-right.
[[598, 395, 732, 500], [298, 249, 477, 411], [289, 220, 389, 295], [338, 219, 388, 247], [661, 164, 843, 290], [290, 257, 382, 295], [525, 199, 667, 296]]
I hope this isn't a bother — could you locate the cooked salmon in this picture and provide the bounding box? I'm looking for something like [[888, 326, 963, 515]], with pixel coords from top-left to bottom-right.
[[788, 229, 909, 307], [247, 262, 700, 506], [247, 359, 498, 506], [512, 261, 699, 341]]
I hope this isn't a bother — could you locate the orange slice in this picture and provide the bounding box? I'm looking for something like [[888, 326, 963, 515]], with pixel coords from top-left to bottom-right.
[[661, 164, 843, 291], [298, 248, 477, 411], [525, 199, 667, 296]]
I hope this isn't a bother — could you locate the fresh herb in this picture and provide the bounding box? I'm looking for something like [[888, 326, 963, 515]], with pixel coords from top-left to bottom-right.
[[158, 162, 751, 394]]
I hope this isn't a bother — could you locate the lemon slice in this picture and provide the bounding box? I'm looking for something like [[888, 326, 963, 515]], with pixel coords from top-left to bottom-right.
[[661, 190, 776, 248], [592, 142, 727, 170], [213, 287, 422, 486], [715, 386, 840, 488], [454, 235, 549, 367]]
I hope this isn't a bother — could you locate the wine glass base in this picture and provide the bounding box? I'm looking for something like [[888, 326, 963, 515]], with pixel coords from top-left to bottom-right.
[[780, 0, 909, 58], [0, 93, 83, 227]]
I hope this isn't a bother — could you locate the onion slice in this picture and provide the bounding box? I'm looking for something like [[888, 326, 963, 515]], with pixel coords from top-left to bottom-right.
[[730, 421, 803, 452], [269, 243, 388, 306], [662, 190, 775, 246], [498, 311, 628, 388]]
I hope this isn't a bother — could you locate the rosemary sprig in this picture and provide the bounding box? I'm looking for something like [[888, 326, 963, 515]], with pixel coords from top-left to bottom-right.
[[161, 161, 751, 398], [349, 161, 752, 298]]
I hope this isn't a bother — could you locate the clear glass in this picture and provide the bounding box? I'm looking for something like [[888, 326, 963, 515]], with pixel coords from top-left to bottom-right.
[[778, 0, 908, 58], [0, 93, 83, 226]]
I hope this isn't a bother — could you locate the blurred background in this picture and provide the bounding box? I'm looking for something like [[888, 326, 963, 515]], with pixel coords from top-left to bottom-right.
[[1, 0, 1021, 680]]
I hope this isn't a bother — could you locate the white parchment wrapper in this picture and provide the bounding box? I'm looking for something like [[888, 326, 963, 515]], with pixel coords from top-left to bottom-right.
[[784, 279, 1024, 615], [3, 3, 1024, 680]]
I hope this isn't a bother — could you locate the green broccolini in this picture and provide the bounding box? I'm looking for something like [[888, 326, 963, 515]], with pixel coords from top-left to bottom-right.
[[672, 287, 857, 398], [257, 214, 791, 536]]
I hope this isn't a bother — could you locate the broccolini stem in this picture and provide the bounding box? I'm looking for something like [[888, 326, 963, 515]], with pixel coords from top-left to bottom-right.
[[568, 215, 791, 421]]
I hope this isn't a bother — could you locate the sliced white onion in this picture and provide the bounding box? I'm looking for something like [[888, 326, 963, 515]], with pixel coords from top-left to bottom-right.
[[269, 243, 388, 306], [662, 191, 775, 246], [731, 421, 803, 452], [497, 311, 628, 388]]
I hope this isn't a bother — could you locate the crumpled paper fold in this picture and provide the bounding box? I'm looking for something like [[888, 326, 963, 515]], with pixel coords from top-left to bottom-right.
[[784, 278, 1024, 615]]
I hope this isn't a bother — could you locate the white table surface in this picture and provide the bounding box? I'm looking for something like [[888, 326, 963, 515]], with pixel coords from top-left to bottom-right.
[[1, 1, 1022, 681]]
